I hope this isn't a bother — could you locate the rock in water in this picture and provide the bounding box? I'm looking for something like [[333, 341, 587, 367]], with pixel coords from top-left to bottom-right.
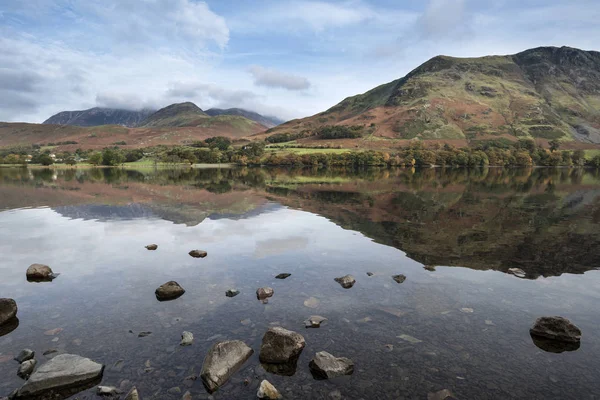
[[275, 273, 291, 279], [18, 359, 37, 379], [530, 316, 581, 343], [180, 331, 194, 346], [428, 389, 457, 400], [366, 272, 374, 277], [256, 287, 274, 300], [124, 386, 140, 400], [226, 289, 240, 297], [15, 349, 35, 363], [392, 274, 406, 284], [97, 386, 121, 396], [0, 298, 18, 326], [16, 354, 104, 398], [508, 268, 526, 278], [304, 316, 327, 328], [334, 275, 356, 289], [257, 380, 282, 399], [309, 351, 354, 380], [200, 340, 254, 393], [145, 244, 158, 250], [259, 327, 305, 364], [26, 264, 58, 281], [155, 281, 185, 301], [189, 250, 208, 258]]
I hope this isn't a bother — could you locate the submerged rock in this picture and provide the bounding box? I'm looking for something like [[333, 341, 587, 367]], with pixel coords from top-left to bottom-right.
[[189, 250, 208, 258], [304, 316, 327, 328], [428, 389, 456, 400], [26, 264, 58, 282], [180, 331, 194, 346], [226, 289, 240, 298], [138, 332, 152, 338], [531, 334, 581, 353], [155, 281, 185, 301], [275, 273, 291, 279], [392, 274, 406, 284], [124, 387, 140, 400], [259, 327, 305, 364], [304, 297, 320, 309], [508, 268, 526, 278], [530, 316, 581, 343], [366, 272, 374, 277], [17, 359, 37, 379], [257, 380, 282, 399], [256, 287, 274, 300], [145, 244, 158, 251], [309, 351, 354, 380], [424, 265, 436, 272], [15, 349, 35, 363], [16, 354, 104, 398], [200, 340, 254, 393], [0, 298, 18, 327], [334, 275, 356, 289]]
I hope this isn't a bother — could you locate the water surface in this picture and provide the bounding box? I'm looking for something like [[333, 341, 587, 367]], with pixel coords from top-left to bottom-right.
[[1, 167, 599, 399]]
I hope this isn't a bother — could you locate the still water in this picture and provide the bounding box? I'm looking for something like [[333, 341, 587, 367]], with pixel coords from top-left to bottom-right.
[[1, 166, 599, 399]]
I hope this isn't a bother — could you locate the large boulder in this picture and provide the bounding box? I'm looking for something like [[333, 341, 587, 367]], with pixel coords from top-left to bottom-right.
[[26, 264, 57, 282], [155, 281, 185, 301], [309, 351, 354, 380], [200, 340, 254, 393], [530, 316, 581, 343], [16, 354, 104, 398], [334, 275, 355, 289], [0, 298, 18, 326], [259, 327, 305, 364]]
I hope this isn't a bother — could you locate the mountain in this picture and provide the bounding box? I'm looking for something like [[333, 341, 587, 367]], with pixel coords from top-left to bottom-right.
[[267, 46, 600, 144], [139, 102, 209, 127], [205, 108, 285, 128], [43, 107, 155, 127]]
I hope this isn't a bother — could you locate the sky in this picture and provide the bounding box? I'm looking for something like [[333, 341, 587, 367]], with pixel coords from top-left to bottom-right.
[[1, 0, 599, 123]]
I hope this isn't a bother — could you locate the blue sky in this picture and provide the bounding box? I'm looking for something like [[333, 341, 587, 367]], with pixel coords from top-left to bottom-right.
[[1, 0, 599, 122]]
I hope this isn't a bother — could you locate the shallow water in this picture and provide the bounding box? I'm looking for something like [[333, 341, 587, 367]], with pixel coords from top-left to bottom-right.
[[1, 166, 599, 399]]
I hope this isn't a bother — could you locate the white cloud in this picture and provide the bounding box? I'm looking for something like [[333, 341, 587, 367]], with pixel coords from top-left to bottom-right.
[[418, 0, 470, 39], [248, 66, 311, 91]]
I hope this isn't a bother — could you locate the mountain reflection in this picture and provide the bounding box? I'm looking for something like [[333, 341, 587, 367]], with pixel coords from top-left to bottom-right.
[[1, 166, 599, 278]]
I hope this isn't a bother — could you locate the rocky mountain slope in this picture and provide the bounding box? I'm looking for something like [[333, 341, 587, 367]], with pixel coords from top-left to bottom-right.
[[43, 107, 155, 127], [205, 108, 284, 128], [267, 46, 600, 144]]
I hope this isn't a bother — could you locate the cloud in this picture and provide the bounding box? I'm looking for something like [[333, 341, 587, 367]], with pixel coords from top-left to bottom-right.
[[166, 81, 258, 104], [248, 66, 310, 91], [417, 0, 470, 39], [95, 92, 160, 110]]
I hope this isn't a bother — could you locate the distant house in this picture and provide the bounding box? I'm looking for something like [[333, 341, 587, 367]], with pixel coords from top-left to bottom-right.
[[49, 154, 57, 159], [25, 155, 33, 162]]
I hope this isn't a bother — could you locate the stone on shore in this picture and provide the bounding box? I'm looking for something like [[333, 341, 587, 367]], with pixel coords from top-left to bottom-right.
[[200, 340, 254, 393], [17, 354, 104, 398], [530, 316, 581, 343], [256, 287, 274, 300], [26, 264, 58, 281], [15, 349, 35, 363], [275, 273, 291, 280], [189, 250, 208, 258], [259, 327, 306, 364], [226, 289, 240, 298], [97, 386, 121, 396], [124, 387, 140, 400], [18, 359, 37, 379], [392, 274, 406, 284], [334, 275, 356, 289], [155, 281, 185, 301], [0, 298, 18, 327], [257, 380, 282, 399], [145, 244, 158, 251], [180, 331, 194, 346], [309, 351, 354, 380]]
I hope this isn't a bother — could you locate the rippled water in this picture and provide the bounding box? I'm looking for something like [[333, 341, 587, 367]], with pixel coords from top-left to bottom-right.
[[1, 166, 600, 399]]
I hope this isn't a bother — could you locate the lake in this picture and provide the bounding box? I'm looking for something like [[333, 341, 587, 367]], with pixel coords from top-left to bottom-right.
[[1, 166, 599, 399]]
